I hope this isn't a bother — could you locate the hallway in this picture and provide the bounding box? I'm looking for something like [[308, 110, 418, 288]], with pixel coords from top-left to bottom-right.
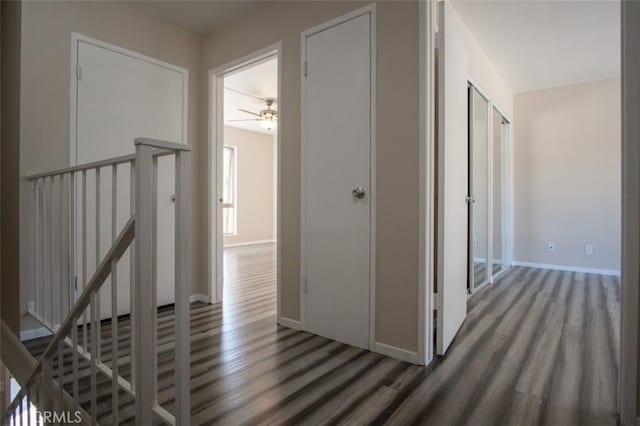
[[23, 244, 620, 425]]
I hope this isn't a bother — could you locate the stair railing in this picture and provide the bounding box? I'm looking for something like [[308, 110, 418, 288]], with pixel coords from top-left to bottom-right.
[[3, 138, 191, 425]]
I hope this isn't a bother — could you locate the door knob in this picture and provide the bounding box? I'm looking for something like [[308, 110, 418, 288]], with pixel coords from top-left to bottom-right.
[[466, 196, 475, 204], [352, 187, 366, 199]]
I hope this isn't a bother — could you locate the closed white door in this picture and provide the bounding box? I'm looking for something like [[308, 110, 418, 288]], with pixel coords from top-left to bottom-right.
[[436, 2, 469, 355], [303, 10, 373, 349], [74, 37, 187, 317]]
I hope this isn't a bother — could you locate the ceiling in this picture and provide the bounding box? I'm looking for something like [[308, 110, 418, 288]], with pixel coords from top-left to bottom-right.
[[224, 57, 278, 135], [450, 0, 620, 93], [129, 1, 263, 34]]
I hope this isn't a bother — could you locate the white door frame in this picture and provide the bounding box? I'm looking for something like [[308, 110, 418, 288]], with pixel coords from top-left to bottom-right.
[[300, 4, 377, 350], [70, 32, 189, 166], [418, 0, 437, 366], [620, 1, 639, 424], [207, 44, 282, 314]]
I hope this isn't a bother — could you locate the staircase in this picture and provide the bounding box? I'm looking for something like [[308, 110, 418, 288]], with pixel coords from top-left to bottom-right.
[[2, 139, 191, 425]]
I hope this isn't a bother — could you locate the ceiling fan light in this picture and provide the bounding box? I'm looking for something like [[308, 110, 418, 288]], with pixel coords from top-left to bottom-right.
[[260, 118, 276, 130]]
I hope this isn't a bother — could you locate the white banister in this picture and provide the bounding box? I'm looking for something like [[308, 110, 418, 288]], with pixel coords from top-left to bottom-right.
[[7, 138, 191, 425], [173, 148, 191, 425], [133, 142, 155, 422]]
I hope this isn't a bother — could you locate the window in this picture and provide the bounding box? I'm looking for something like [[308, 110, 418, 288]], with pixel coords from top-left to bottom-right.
[[223, 146, 237, 235]]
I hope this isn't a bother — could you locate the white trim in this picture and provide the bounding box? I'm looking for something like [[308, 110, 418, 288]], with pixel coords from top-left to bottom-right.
[[69, 33, 189, 166], [208, 44, 282, 308], [20, 327, 52, 342], [467, 75, 511, 124], [224, 239, 276, 248], [418, 0, 436, 367], [278, 317, 303, 331], [189, 294, 211, 304], [620, 3, 639, 422], [300, 4, 377, 350], [222, 144, 238, 236], [512, 261, 620, 276], [374, 342, 418, 364], [486, 102, 494, 284]]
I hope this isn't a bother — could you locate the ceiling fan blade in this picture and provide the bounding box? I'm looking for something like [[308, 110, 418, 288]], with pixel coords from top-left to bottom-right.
[[224, 87, 268, 101], [227, 119, 261, 122], [237, 108, 261, 117]]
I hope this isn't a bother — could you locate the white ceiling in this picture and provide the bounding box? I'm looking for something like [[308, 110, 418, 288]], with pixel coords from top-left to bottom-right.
[[129, 1, 262, 34], [224, 57, 278, 135], [450, 0, 620, 93]]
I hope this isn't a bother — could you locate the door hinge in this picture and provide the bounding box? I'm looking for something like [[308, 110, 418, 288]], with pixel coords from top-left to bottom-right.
[[304, 61, 308, 77], [75, 276, 78, 291], [303, 276, 307, 293], [76, 64, 83, 81]]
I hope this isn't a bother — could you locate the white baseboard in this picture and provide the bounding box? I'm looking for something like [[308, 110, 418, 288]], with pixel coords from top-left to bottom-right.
[[512, 261, 620, 276], [278, 316, 303, 330], [189, 294, 211, 304], [374, 342, 418, 364], [224, 239, 275, 248], [20, 327, 52, 341]]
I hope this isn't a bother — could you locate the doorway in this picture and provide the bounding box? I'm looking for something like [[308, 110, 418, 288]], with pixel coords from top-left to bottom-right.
[[208, 46, 281, 318]]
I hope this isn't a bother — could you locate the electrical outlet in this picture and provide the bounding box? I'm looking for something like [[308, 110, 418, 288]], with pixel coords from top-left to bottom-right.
[[585, 244, 594, 255], [547, 242, 555, 253]]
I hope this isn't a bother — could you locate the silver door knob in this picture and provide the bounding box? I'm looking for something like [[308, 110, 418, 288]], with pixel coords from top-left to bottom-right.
[[466, 196, 475, 204], [352, 187, 366, 199]]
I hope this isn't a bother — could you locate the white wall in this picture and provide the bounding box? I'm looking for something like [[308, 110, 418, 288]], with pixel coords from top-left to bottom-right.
[[223, 126, 276, 246], [448, 3, 514, 119], [513, 78, 621, 273]]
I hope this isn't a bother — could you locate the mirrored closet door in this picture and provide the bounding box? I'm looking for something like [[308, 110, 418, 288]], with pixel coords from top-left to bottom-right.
[[468, 85, 510, 293], [468, 86, 489, 292]]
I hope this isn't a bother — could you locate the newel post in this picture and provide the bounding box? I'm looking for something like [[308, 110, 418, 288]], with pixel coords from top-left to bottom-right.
[[133, 141, 155, 424], [174, 149, 191, 425]]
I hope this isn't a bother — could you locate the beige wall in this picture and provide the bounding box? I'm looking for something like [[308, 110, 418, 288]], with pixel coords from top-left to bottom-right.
[[18, 1, 204, 320], [1, 0, 22, 333], [514, 78, 621, 271], [201, 1, 420, 352], [223, 126, 275, 246]]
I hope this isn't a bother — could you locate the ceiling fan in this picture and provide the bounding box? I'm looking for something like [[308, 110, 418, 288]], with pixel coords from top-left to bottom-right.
[[227, 90, 278, 130]]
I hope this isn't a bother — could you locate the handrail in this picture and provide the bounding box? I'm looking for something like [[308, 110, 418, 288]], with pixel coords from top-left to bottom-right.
[[134, 137, 191, 152], [25, 143, 188, 181], [5, 216, 135, 418], [25, 153, 135, 181], [1, 320, 92, 424], [0, 321, 37, 387]]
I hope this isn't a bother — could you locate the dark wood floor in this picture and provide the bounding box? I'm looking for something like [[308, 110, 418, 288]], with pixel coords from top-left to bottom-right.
[[24, 243, 620, 425]]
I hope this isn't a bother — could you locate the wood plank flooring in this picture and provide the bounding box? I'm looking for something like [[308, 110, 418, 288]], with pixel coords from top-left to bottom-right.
[[23, 243, 620, 425]]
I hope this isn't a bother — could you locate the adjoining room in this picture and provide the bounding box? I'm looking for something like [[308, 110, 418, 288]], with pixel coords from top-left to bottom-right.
[[219, 56, 279, 319]]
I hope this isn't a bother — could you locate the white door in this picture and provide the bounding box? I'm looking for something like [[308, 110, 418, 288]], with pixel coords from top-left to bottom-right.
[[303, 10, 373, 349], [436, 2, 469, 355], [74, 37, 187, 317]]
